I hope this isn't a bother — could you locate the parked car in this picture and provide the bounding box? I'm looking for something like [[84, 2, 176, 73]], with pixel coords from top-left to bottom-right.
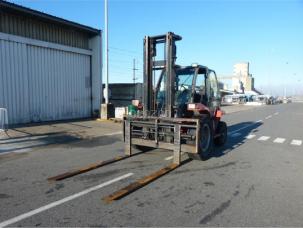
[[283, 97, 292, 103], [223, 94, 246, 104]]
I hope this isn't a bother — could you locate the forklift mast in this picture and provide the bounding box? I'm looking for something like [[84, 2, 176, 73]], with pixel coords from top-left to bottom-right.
[[143, 32, 182, 118]]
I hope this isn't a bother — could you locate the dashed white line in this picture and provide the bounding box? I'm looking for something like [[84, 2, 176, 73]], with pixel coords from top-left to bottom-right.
[[258, 136, 270, 141], [265, 115, 272, 119], [273, 138, 286, 143], [0, 173, 134, 227], [274, 112, 279, 115], [246, 134, 256, 139], [290, 140, 302, 146]]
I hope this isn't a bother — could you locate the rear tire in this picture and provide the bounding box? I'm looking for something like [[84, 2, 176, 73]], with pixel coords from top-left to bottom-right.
[[214, 121, 227, 146], [188, 118, 214, 160]]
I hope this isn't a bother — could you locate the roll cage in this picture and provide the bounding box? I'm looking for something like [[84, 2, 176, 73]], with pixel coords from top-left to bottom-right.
[[154, 66, 220, 117]]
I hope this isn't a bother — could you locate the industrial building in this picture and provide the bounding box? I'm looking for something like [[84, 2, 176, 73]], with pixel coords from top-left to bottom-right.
[[103, 83, 143, 107], [0, 0, 102, 124], [232, 62, 254, 92]]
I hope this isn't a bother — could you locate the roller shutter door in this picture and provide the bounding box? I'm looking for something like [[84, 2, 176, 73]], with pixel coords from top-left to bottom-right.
[[0, 36, 92, 124]]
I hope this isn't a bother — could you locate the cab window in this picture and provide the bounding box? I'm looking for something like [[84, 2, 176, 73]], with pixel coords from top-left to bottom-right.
[[206, 71, 220, 102], [193, 72, 206, 104]]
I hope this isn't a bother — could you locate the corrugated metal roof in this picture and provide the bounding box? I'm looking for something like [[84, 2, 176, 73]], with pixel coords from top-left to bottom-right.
[[0, 0, 101, 35]]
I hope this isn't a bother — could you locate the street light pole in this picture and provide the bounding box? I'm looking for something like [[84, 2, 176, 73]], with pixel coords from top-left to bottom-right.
[[104, 0, 109, 104], [101, 0, 114, 119]]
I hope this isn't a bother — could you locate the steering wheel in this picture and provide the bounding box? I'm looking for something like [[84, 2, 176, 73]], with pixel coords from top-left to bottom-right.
[[180, 84, 187, 90]]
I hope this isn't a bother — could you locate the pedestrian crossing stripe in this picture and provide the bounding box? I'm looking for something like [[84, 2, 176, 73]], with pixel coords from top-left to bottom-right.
[[290, 140, 302, 146], [273, 138, 286, 143], [258, 136, 270, 141]]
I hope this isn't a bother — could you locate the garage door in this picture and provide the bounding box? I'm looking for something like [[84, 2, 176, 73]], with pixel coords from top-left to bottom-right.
[[0, 36, 92, 124]]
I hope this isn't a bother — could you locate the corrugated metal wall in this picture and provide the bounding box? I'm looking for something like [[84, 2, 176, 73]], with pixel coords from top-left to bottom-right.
[[27, 45, 91, 122], [0, 37, 92, 124], [0, 11, 90, 49], [0, 39, 30, 124]]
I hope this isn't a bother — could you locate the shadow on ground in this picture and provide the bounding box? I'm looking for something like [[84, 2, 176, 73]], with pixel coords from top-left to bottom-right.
[[0, 133, 80, 154], [212, 121, 263, 158], [0, 121, 262, 158], [8, 118, 94, 129]]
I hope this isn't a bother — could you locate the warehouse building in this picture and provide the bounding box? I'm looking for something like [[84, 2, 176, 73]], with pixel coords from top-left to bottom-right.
[[0, 0, 102, 124]]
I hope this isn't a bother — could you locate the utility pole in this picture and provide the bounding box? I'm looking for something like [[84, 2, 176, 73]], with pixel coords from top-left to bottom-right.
[[101, 0, 114, 119], [133, 59, 138, 84], [104, 0, 109, 104], [133, 58, 138, 99]]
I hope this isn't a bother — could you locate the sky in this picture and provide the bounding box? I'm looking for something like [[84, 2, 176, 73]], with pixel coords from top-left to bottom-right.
[[9, 0, 303, 96]]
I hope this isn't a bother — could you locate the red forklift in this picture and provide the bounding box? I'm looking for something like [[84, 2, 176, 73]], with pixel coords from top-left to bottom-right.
[[123, 32, 227, 164]]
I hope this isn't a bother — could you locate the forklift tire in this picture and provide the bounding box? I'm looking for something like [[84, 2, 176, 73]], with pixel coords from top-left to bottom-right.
[[214, 121, 227, 146], [188, 118, 214, 160]]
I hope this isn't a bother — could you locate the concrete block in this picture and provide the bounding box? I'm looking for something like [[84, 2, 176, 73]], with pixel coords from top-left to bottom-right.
[[100, 103, 115, 120]]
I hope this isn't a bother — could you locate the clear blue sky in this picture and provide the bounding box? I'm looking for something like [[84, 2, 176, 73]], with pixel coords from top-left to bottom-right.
[[10, 0, 303, 95]]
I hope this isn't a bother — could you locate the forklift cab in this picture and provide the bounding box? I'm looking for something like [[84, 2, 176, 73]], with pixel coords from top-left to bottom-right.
[[155, 65, 221, 117]]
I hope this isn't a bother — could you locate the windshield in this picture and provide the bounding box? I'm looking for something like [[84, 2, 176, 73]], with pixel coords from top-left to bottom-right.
[[155, 68, 196, 115], [155, 68, 210, 115], [175, 68, 195, 106]]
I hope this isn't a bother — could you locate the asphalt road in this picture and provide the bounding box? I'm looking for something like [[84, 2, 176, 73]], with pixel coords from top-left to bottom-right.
[[1, 103, 303, 227]]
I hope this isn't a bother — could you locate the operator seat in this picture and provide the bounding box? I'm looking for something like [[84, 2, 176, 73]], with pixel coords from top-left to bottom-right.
[[193, 86, 207, 106]]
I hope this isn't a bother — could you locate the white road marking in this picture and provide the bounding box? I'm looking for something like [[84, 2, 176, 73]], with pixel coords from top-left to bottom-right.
[[164, 152, 185, 160], [0, 135, 48, 144], [103, 131, 123, 136], [228, 120, 262, 136], [0, 148, 32, 156], [290, 140, 302, 146], [0, 131, 122, 145], [0, 173, 133, 227], [246, 134, 256, 139], [0, 132, 123, 156], [274, 112, 279, 115], [0, 141, 49, 154], [231, 133, 241, 138], [273, 138, 286, 143], [258, 136, 270, 141], [265, 115, 272, 119], [165, 156, 173, 160]]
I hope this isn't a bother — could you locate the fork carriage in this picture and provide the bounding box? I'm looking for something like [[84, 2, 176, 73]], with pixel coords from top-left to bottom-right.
[[124, 115, 218, 164]]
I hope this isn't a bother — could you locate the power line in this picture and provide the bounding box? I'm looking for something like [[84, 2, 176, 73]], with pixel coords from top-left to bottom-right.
[[109, 58, 133, 64], [109, 48, 141, 56], [109, 46, 141, 54], [108, 63, 142, 72]]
